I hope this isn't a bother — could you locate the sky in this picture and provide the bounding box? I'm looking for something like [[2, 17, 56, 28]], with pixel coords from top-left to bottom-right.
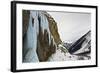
[[48, 11, 91, 43]]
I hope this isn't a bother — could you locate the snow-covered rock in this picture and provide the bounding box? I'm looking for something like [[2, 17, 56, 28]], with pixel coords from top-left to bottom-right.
[[48, 45, 78, 61]]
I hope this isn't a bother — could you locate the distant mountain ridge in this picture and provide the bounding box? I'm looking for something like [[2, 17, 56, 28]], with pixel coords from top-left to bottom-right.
[[67, 31, 91, 55]]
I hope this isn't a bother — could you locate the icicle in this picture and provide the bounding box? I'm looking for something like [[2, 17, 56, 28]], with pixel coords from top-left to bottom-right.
[[38, 12, 52, 45], [31, 11, 39, 34]]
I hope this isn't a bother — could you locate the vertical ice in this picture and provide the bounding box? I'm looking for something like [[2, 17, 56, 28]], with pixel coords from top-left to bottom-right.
[[23, 11, 57, 62], [38, 12, 51, 45], [23, 11, 39, 62]]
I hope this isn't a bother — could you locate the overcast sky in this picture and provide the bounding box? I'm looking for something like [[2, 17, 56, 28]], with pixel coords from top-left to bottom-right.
[[48, 11, 91, 43]]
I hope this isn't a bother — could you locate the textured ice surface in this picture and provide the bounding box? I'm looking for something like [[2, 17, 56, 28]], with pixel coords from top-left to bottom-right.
[[23, 11, 56, 62], [23, 11, 39, 62]]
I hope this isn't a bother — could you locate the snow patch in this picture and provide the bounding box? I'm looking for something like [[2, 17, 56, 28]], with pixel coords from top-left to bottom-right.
[[48, 44, 79, 61]]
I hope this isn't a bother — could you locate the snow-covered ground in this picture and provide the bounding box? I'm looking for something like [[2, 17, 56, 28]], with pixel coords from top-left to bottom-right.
[[48, 44, 90, 61], [48, 48, 78, 61]]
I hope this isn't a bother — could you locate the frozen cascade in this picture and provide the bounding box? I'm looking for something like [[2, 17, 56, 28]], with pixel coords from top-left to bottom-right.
[[23, 11, 39, 62], [23, 11, 57, 62]]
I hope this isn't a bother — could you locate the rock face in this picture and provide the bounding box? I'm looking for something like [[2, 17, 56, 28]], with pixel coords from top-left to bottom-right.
[[23, 10, 61, 62], [44, 12, 62, 45], [22, 10, 30, 37]]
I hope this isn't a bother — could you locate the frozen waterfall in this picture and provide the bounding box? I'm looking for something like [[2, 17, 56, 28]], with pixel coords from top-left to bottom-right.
[[23, 11, 55, 62], [23, 11, 39, 62]]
